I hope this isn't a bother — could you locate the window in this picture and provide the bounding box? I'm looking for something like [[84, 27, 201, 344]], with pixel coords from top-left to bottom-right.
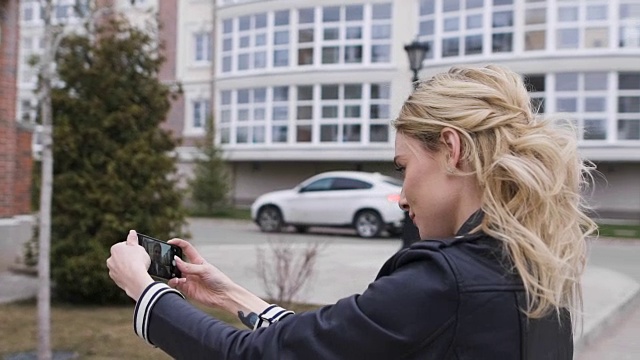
[[55, 4, 70, 19], [370, 3, 392, 63], [317, 83, 366, 142], [620, 2, 640, 48], [19, 35, 41, 84], [221, 4, 391, 73], [302, 178, 334, 192], [19, 99, 36, 123], [192, 100, 211, 130], [273, 10, 290, 67], [236, 13, 267, 71], [315, 4, 386, 65], [272, 86, 289, 143], [618, 72, 640, 140], [235, 88, 267, 144], [370, 83, 391, 142], [298, 8, 315, 65], [221, 19, 234, 72], [492, 3, 514, 53], [217, 83, 391, 146], [439, 0, 485, 58], [331, 178, 373, 190], [417, 0, 436, 59], [219, 90, 232, 144], [524, 2, 546, 51], [296, 85, 314, 142], [23, 3, 35, 21], [194, 32, 212, 62], [524, 74, 545, 113], [556, 0, 610, 50], [554, 72, 609, 141]]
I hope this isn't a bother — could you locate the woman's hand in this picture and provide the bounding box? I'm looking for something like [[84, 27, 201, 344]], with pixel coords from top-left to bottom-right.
[[107, 230, 154, 301], [167, 239, 237, 310]]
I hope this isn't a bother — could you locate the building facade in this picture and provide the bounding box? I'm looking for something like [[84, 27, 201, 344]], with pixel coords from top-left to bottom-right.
[[15, 0, 640, 220], [160, 0, 640, 220], [1, 0, 32, 219], [1, 0, 34, 272]]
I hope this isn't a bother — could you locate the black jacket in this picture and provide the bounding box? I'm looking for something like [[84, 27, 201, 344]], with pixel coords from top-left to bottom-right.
[[134, 213, 573, 359]]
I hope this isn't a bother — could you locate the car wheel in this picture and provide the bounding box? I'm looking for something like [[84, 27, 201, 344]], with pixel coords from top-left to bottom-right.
[[387, 227, 403, 238], [294, 225, 309, 233], [354, 210, 383, 238], [257, 206, 283, 233]]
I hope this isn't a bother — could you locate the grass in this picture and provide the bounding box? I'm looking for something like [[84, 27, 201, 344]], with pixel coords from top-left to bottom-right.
[[0, 299, 318, 359], [597, 223, 640, 239]]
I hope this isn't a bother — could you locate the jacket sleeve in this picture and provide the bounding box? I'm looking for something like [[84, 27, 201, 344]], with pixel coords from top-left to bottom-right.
[[137, 250, 459, 360]]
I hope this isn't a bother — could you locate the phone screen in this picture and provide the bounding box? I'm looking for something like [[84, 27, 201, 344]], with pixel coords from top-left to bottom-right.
[[137, 233, 183, 280]]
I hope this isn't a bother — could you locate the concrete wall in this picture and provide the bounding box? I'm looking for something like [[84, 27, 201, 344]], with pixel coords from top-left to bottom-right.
[[590, 163, 640, 221], [0, 215, 34, 273], [228, 161, 397, 206]]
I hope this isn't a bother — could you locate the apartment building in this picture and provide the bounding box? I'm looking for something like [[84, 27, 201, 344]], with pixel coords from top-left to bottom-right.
[[17, 0, 640, 219], [1, 0, 34, 271]]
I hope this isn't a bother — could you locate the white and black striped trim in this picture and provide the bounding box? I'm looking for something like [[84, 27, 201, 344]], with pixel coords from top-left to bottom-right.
[[134, 282, 185, 345], [253, 304, 295, 330]]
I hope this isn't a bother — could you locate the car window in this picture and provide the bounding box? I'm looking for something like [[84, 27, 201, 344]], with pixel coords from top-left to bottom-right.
[[331, 177, 373, 191], [300, 178, 334, 192], [382, 176, 403, 187]]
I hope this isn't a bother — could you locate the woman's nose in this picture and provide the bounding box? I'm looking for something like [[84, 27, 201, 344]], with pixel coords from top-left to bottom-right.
[[398, 188, 409, 211]]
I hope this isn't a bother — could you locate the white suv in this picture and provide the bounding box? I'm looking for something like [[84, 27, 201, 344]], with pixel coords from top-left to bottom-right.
[[250, 171, 405, 238]]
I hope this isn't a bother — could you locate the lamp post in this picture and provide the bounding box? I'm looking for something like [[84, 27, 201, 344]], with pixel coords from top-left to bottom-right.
[[403, 39, 430, 89], [399, 38, 430, 249]]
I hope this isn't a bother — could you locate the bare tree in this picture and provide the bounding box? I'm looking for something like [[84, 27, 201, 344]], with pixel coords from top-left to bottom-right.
[[36, 1, 56, 357], [32, 1, 151, 358], [256, 238, 325, 307]]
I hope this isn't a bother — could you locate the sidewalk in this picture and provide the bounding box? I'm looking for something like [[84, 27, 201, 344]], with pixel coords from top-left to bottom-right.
[[2, 240, 638, 350]]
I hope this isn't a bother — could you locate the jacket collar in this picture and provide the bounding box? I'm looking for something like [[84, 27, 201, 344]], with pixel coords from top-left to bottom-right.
[[455, 209, 484, 237]]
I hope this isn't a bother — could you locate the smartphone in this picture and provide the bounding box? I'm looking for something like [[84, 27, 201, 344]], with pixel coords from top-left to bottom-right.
[[137, 233, 183, 280]]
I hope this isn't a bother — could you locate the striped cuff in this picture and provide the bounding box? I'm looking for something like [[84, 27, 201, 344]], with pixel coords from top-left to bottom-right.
[[134, 282, 185, 346], [253, 304, 295, 330]]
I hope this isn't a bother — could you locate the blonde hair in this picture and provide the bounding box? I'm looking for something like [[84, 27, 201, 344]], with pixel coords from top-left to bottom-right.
[[394, 65, 597, 319]]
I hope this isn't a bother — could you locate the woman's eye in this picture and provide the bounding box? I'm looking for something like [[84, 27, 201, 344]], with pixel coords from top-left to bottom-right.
[[394, 165, 405, 173]]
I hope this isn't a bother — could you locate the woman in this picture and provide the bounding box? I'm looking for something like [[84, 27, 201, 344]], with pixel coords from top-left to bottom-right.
[[107, 65, 596, 359]]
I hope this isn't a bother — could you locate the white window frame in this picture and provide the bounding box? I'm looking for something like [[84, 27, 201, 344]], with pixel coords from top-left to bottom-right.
[[194, 32, 212, 63]]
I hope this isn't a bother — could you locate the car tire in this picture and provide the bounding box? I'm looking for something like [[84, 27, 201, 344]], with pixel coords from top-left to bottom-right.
[[353, 210, 383, 238], [257, 206, 283, 233], [387, 227, 403, 238], [294, 225, 309, 233]]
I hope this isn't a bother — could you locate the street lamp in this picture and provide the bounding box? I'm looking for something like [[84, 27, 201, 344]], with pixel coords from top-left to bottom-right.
[[403, 39, 430, 88]]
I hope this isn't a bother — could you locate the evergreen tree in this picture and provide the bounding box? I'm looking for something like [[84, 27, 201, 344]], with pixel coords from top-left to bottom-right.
[[50, 17, 187, 304], [188, 115, 230, 215]]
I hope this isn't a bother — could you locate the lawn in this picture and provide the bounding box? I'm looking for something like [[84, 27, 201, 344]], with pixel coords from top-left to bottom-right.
[[0, 299, 318, 359], [597, 223, 640, 239]]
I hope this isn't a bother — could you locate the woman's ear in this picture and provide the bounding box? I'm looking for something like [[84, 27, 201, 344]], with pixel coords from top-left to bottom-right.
[[440, 127, 462, 170]]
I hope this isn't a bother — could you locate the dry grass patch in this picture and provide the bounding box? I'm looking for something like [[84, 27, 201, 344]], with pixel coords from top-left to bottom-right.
[[0, 299, 319, 359]]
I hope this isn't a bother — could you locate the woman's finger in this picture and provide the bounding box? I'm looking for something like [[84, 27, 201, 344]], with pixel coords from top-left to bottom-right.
[[126, 230, 138, 246], [167, 277, 181, 288], [175, 256, 207, 275], [168, 238, 205, 264]]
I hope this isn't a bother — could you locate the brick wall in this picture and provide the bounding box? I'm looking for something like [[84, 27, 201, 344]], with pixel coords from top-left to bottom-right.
[[157, 0, 193, 146], [14, 125, 33, 214], [0, 0, 32, 218]]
